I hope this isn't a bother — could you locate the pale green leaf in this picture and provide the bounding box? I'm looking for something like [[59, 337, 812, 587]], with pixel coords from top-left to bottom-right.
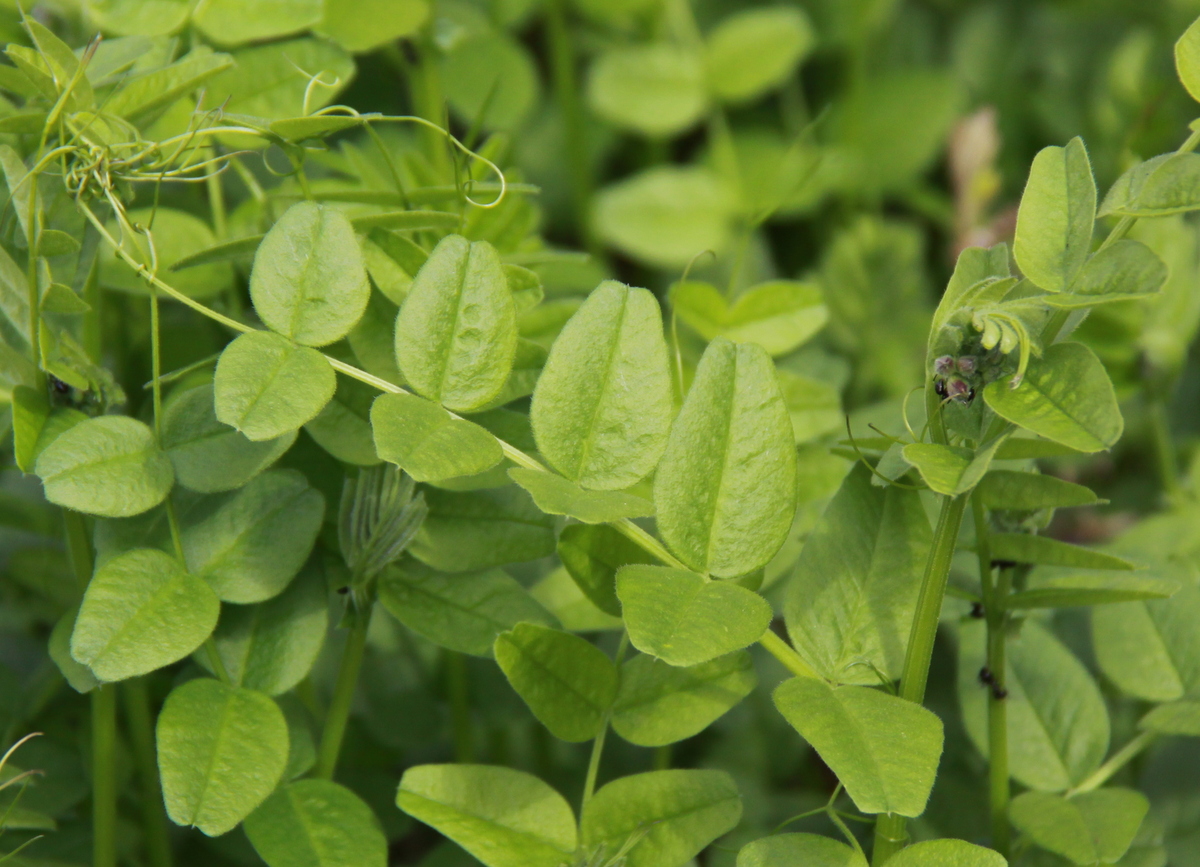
[[102, 46, 233, 123], [12, 384, 48, 473], [245, 779, 386, 867], [670, 280, 828, 357], [440, 31, 540, 131], [371, 392, 502, 482], [1139, 700, 1200, 735], [395, 234, 517, 413], [1009, 789, 1149, 865], [558, 523, 657, 617], [1092, 581, 1200, 702], [409, 486, 555, 572], [784, 465, 930, 684], [885, 839, 1007, 867], [508, 468, 654, 523], [778, 371, 841, 443], [194, 0, 322, 46], [1041, 240, 1166, 309], [396, 764, 577, 867], [494, 623, 618, 742], [214, 331, 336, 441], [617, 565, 772, 667], [157, 678, 289, 836], [655, 338, 797, 578], [71, 548, 218, 682], [530, 280, 672, 490], [612, 651, 755, 747], [588, 44, 706, 137], [1098, 153, 1200, 218], [205, 565, 326, 696], [182, 469, 325, 603], [581, 770, 741, 867], [250, 202, 369, 346], [737, 833, 866, 867], [773, 677, 943, 816], [378, 562, 557, 657], [85, 0, 192, 36], [989, 534, 1134, 571], [984, 342, 1122, 453], [959, 619, 1109, 791], [163, 383, 295, 493], [705, 7, 813, 103], [1177, 16, 1200, 102], [1014, 137, 1096, 293], [977, 470, 1101, 510], [35, 415, 174, 518], [901, 441, 999, 496], [316, 0, 429, 52]]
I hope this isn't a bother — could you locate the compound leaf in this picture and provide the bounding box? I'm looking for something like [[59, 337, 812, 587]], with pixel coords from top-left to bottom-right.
[[371, 392, 502, 482], [1014, 137, 1096, 293], [245, 779, 387, 867]]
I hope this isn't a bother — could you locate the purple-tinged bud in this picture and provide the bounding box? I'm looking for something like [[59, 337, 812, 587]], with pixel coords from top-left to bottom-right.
[[956, 356, 976, 374], [934, 355, 955, 376], [946, 378, 972, 401]]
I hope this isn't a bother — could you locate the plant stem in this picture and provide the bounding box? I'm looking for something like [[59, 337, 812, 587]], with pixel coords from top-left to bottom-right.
[[121, 679, 173, 867], [1067, 730, 1158, 796], [545, 0, 592, 244], [314, 601, 373, 780], [1149, 394, 1181, 502], [986, 567, 1012, 859], [447, 650, 473, 763], [759, 629, 819, 679], [582, 634, 629, 812], [91, 684, 118, 867], [872, 493, 967, 864]]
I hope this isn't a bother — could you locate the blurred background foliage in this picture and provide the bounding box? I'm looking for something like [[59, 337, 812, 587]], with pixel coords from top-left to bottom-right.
[[3, 0, 1200, 865]]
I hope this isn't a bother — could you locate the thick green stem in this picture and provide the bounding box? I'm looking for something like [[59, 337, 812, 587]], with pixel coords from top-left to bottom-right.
[[545, 0, 592, 243], [759, 629, 818, 679], [315, 602, 373, 779], [986, 567, 1012, 859], [122, 679, 173, 867], [873, 494, 967, 864], [447, 650, 474, 763], [91, 685, 118, 867], [1067, 730, 1157, 796]]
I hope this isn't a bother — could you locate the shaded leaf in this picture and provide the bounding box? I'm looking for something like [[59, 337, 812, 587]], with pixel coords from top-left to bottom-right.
[[508, 468, 654, 524], [371, 392, 502, 482]]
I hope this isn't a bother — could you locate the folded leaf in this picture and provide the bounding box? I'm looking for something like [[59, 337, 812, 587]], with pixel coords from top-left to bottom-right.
[[989, 533, 1134, 571], [508, 467, 654, 524], [1099, 153, 1200, 218], [901, 440, 1000, 496], [371, 392, 502, 482]]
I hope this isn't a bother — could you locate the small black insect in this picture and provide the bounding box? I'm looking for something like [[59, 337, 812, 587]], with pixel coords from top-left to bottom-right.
[[49, 375, 70, 395], [978, 666, 994, 685], [970, 601, 985, 619], [990, 559, 1017, 570], [337, 586, 350, 595], [934, 378, 948, 399], [992, 686, 1008, 700]]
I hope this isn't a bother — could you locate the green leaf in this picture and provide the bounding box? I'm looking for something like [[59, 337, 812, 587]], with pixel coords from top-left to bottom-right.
[[71, 548, 218, 682], [245, 779, 386, 867], [206, 566, 326, 696], [378, 562, 557, 657], [157, 678, 289, 836], [530, 567, 624, 633], [409, 486, 556, 572], [705, 7, 813, 103], [989, 534, 1134, 571], [1006, 571, 1177, 609], [101, 207, 234, 299], [214, 331, 337, 441], [736, 833, 867, 867], [784, 465, 931, 685], [1009, 789, 1149, 865], [778, 371, 842, 443], [1092, 581, 1200, 702], [1139, 700, 1200, 735], [612, 651, 755, 747], [1098, 153, 1200, 218], [670, 280, 828, 357], [182, 469, 325, 603], [170, 234, 263, 272], [593, 166, 736, 269], [959, 619, 1109, 791], [588, 44, 706, 137], [440, 31, 540, 131], [901, 441, 1000, 496], [316, 0, 429, 52], [395, 235, 517, 413], [1040, 240, 1166, 309], [193, 0, 321, 45], [655, 338, 797, 578], [884, 839, 1007, 867], [163, 383, 295, 493], [40, 282, 90, 314], [507, 468, 654, 523], [396, 764, 577, 867], [581, 770, 742, 867], [85, 0, 192, 36], [250, 202, 369, 347], [35, 415, 174, 518], [371, 392, 502, 482], [1177, 16, 1200, 102], [50, 606, 98, 694], [773, 677, 944, 816], [494, 623, 618, 742], [103, 47, 234, 123], [616, 565, 772, 667], [977, 470, 1101, 510], [12, 384, 48, 473], [530, 280, 672, 490], [303, 377, 380, 466], [1014, 137, 1096, 293], [994, 437, 1085, 460], [558, 523, 657, 617], [984, 342, 1123, 453]]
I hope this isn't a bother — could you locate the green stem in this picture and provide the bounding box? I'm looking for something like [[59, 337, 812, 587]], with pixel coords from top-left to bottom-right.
[[315, 601, 373, 780], [1067, 730, 1157, 796], [986, 567, 1012, 859], [545, 0, 592, 244], [873, 494, 967, 864], [91, 685, 118, 867], [447, 650, 473, 763], [759, 629, 819, 679], [582, 635, 630, 811], [1149, 394, 1181, 501], [122, 679, 173, 867], [204, 638, 232, 685]]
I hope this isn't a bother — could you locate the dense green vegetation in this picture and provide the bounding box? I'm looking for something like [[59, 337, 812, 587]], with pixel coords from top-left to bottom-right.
[[3, 1, 1200, 866]]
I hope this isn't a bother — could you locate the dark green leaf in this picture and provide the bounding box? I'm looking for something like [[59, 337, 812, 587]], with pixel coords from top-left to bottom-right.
[[245, 779, 387, 867]]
